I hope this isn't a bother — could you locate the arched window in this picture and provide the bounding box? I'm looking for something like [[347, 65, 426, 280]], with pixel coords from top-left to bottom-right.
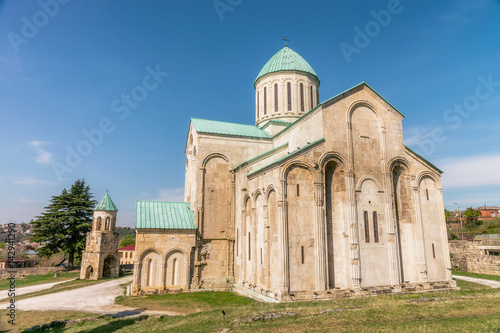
[[373, 211, 379, 243], [257, 91, 260, 118], [105, 217, 110, 230], [287, 82, 292, 111], [300, 83, 304, 111], [274, 84, 279, 112], [364, 211, 370, 243], [98, 217, 102, 230], [264, 87, 267, 115], [310, 86, 314, 109]]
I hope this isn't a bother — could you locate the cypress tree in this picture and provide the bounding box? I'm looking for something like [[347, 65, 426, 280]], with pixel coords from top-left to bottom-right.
[[31, 179, 96, 268]]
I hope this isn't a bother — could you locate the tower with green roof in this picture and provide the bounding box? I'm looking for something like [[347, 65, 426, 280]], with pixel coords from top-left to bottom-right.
[[254, 46, 320, 127], [80, 192, 121, 280]]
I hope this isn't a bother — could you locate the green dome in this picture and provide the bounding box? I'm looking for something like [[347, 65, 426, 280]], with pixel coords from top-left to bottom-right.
[[255, 47, 319, 85], [95, 193, 118, 211]]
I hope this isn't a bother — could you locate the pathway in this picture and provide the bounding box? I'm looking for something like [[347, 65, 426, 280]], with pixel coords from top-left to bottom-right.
[[453, 274, 500, 288]]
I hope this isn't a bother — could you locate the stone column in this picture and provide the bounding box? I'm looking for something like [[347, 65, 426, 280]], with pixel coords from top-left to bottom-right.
[[160, 262, 166, 290], [263, 204, 270, 288], [314, 182, 327, 291], [346, 171, 361, 289], [384, 171, 401, 286], [251, 207, 257, 286], [412, 181, 427, 282], [278, 180, 289, 294], [437, 186, 453, 280]]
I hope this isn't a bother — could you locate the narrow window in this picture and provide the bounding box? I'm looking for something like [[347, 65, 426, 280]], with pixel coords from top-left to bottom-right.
[[105, 217, 110, 230], [300, 83, 304, 111], [310, 86, 314, 109], [260, 248, 263, 265], [364, 211, 370, 243], [125, 252, 128, 259], [264, 87, 267, 115], [274, 83, 278, 112], [426, 189, 429, 200], [248, 232, 251, 261], [120, 252, 123, 258], [236, 228, 239, 257], [432, 243, 436, 258], [296, 183, 300, 197], [301, 246, 305, 264], [131, 252, 133, 259], [287, 82, 292, 111], [98, 217, 102, 230], [257, 91, 259, 118], [373, 211, 379, 243], [316, 89, 319, 106]]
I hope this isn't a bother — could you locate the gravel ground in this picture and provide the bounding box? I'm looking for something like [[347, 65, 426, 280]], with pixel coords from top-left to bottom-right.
[[453, 274, 500, 288], [0, 276, 180, 317]]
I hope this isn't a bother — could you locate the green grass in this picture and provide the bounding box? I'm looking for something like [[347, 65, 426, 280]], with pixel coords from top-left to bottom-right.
[[0, 271, 80, 290], [453, 270, 500, 282], [454, 278, 490, 290], [3, 287, 495, 333]]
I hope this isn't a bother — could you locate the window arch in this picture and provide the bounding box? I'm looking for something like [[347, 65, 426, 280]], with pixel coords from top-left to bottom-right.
[[274, 83, 278, 112], [364, 211, 370, 243], [373, 211, 379, 243], [263, 87, 267, 115], [105, 217, 110, 230], [287, 82, 292, 111], [300, 83, 304, 111], [98, 217, 102, 230], [310, 86, 314, 109]]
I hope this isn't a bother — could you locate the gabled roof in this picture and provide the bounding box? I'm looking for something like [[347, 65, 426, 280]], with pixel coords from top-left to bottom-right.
[[135, 201, 197, 230], [404, 146, 443, 174], [191, 118, 272, 139], [95, 193, 118, 211], [118, 245, 136, 251], [255, 47, 319, 85]]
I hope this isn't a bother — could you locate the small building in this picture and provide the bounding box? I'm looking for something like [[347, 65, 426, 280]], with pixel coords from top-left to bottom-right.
[[118, 245, 135, 265], [80, 192, 121, 280], [0, 257, 34, 269], [475, 206, 500, 219]]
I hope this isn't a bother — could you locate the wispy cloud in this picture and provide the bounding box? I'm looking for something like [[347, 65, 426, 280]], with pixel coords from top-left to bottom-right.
[[439, 153, 500, 189], [28, 141, 52, 164], [19, 198, 40, 205], [10, 176, 54, 186]]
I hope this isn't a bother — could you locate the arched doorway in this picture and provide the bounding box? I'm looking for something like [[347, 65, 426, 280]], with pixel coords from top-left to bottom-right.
[[103, 256, 115, 278], [85, 265, 93, 279]]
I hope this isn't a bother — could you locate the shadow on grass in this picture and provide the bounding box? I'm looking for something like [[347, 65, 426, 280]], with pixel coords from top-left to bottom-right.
[[82, 318, 137, 333]]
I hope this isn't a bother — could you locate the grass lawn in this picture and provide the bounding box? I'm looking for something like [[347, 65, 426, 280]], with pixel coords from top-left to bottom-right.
[[452, 270, 500, 282], [2, 283, 498, 333], [0, 271, 80, 290]]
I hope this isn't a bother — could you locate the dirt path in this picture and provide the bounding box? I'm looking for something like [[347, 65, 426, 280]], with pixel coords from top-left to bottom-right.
[[453, 274, 500, 288], [0, 276, 181, 317], [0, 278, 77, 298]]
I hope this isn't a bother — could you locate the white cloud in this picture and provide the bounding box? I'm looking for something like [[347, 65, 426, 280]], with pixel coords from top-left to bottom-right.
[[28, 141, 52, 164], [439, 153, 500, 189], [10, 176, 53, 186], [151, 188, 185, 202]]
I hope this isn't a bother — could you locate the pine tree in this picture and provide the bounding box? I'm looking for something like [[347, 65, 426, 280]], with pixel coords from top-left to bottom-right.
[[30, 179, 96, 268]]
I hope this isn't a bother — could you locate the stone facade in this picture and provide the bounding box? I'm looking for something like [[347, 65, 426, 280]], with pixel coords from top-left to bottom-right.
[[133, 46, 456, 301], [449, 239, 500, 275], [80, 194, 120, 280]]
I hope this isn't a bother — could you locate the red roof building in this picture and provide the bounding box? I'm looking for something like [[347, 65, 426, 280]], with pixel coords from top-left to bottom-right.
[[118, 245, 135, 265]]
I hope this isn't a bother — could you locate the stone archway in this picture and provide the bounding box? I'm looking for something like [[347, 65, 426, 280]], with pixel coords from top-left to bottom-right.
[[85, 265, 93, 279], [103, 256, 116, 278]]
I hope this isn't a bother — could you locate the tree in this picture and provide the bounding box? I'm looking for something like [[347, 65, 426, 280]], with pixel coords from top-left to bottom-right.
[[444, 209, 452, 222], [463, 207, 481, 229], [30, 179, 96, 268], [118, 235, 135, 248]]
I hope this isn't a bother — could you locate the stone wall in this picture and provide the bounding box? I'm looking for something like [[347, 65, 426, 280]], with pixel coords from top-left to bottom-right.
[[449, 240, 500, 275], [0, 266, 65, 278]]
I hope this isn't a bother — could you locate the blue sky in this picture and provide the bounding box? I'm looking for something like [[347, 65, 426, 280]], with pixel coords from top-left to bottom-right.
[[1, 0, 499, 227]]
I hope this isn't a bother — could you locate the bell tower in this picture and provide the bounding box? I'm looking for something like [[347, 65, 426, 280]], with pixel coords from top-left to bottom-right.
[[80, 192, 120, 280]]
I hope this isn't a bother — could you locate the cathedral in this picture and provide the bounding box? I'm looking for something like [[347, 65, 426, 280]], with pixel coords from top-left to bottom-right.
[[129, 45, 456, 301]]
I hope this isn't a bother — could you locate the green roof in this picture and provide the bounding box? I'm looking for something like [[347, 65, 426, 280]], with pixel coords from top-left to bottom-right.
[[135, 201, 197, 229], [255, 47, 319, 85], [191, 118, 272, 139], [95, 193, 118, 211]]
